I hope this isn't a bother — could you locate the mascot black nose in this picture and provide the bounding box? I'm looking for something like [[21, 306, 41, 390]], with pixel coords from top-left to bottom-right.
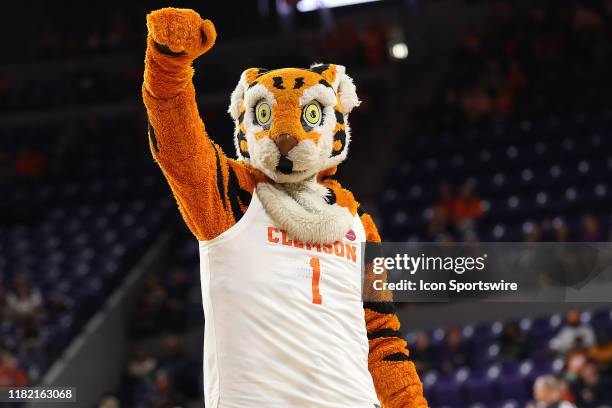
[[275, 134, 298, 156], [277, 156, 294, 174]]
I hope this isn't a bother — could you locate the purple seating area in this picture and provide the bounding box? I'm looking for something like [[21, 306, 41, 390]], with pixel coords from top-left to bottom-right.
[[114, 234, 204, 407], [129, 235, 203, 338], [0, 120, 173, 383], [424, 354, 559, 407], [0, 201, 172, 378], [411, 308, 612, 407], [381, 112, 612, 242]]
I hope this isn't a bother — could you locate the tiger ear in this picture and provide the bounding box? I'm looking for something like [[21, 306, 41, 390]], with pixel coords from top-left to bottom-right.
[[310, 63, 360, 114], [228, 68, 268, 120]]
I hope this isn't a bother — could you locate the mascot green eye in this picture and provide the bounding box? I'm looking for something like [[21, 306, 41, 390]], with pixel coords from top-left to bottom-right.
[[255, 101, 272, 126], [303, 102, 322, 126]]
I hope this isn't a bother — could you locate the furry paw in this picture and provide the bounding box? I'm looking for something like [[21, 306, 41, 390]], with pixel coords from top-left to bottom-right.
[[146, 8, 216, 58]]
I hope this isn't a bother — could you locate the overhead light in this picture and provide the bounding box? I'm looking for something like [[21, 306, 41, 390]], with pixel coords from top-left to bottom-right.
[[390, 42, 409, 59], [296, 0, 381, 12]]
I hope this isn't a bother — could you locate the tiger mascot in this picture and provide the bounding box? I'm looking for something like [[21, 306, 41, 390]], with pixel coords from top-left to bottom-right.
[[142, 7, 427, 408]]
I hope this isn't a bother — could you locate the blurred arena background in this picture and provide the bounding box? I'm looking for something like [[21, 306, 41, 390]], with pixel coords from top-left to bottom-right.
[[1, 0, 612, 407]]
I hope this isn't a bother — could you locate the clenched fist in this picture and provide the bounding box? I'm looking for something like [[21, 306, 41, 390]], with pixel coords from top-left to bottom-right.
[[146, 8, 216, 60]]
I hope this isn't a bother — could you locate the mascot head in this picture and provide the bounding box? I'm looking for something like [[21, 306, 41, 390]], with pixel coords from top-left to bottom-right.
[[228, 64, 360, 183]]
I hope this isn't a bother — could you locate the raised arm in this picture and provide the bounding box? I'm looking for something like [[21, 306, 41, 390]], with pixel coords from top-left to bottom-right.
[[143, 8, 254, 241], [361, 211, 428, 408]]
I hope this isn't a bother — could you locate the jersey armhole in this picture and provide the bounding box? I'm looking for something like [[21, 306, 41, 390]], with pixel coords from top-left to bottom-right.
[[199, 188, 262, 249]]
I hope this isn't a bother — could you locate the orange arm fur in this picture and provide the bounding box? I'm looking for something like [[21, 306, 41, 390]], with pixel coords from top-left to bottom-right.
[[361, 212, 428, 408], [143, 8, 254, 241]]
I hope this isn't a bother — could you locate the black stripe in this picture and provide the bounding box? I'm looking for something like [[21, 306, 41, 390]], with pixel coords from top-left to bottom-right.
[[200, 29, 208, 45], [153, 42, 186, 56], [332, 130, 346, 156], [256, 68, 269, 76], [383, 353, 410, 362], [293, 77, 305, 89], [310, 64, 329, 74], [324, 188, 336, 205], [238, 111, 245, 123], [334, 130, 346, 142], [368, 329, 401, 340], [363, 301, 396, 315], [273, 76, 285, 89], [335, 110, 344, 124], [227, 163, 252, 205], [227, 166, 250, 222], [213, 146, 226, 210], [357, 206, 365, 216], [319, 79, 332, 88], [236, 130, 250, 158], [147, 121, 159, 152], [248, 80, 258, 89]]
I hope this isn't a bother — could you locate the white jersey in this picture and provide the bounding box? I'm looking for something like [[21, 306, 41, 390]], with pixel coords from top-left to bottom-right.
[[199, 189, 380, 408]]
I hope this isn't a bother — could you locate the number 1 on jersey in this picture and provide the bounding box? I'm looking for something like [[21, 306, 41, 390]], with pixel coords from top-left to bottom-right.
[[310, 257, 322, 304]]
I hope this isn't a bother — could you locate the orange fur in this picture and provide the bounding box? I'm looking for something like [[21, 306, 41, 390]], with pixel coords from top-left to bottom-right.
[[320, 177, 359, 216], [365, 309, 401, 333], [320, 64, 338, 87], [317, 167, 338, 180], [370, 359, 428, 408], [143, 8, 255, 241], [362, 212, 382, 243]]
